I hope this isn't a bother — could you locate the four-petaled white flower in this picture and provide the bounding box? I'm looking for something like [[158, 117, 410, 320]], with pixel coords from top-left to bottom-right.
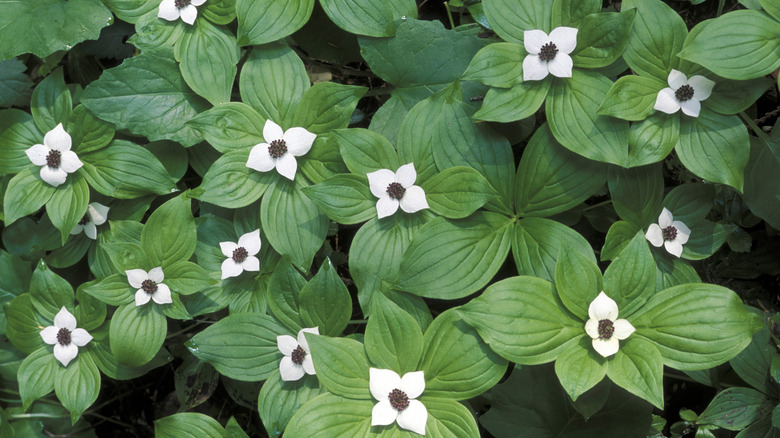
[[70, 202, 109, 240], [584, 292, 636, 358], [25, 123, 83, 188], [645, 207, 691, 258], [219, 229, 261, 280], [158, 0, 206, 25], [654, 69, 715, 118], [277, 327, 318, 381], [367, 163, 429, 219], [246, 120, 316, 181], [523, 27, 578, 81], [370, 368, 428, 436], [126, 267, 173, 306], [40, 307, 93, 367]]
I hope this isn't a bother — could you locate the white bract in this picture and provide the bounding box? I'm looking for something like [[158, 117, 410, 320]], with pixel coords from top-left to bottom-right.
[[654, 69, 715, 118], [522, 27, 578, 81], [70, 202, 109, 240], [40, 307, 92, 367], [277, 327, 318, 381], [367, 163, 429, 219], [126, 267, 173, 306], [25, 123, 83, 187], [645, 207, 691, 258], [219, 229, 261, 280], [584, 292, 635, 358], [158, 0, 206, 25], [246, 120, 316, 181], [370, 368, 428, 436]]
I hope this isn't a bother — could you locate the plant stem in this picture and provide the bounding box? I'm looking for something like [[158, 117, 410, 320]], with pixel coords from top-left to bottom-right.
[[716, 0, 725, 17], [348, 319, 368, 324], [739, 111, 771, 143], [444, 2, 456, 29], [9, 413, 68, 420], [582, 199, 613, 212]]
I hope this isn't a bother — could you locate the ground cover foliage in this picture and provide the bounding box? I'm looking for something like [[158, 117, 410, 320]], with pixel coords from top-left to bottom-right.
[[0, 0, 779, 436]]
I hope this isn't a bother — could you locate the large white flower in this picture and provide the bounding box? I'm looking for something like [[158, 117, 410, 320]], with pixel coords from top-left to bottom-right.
[[277, 327, 318, 381], [126, 267, 172, 306], [645, 207, 691, 258], [522, 27, 578, 81], [654, 69, 715, 118], [584, 292, 635, 358], [367, 163, 429, 219], [40, 307, 92, 367], [25, 123, 83, 187], [158, 0, 206, 25], [219, 229, 261, 280], [370, 368, 427, 436], [246, 120, 316, 181], [69, 202, 109, 240]]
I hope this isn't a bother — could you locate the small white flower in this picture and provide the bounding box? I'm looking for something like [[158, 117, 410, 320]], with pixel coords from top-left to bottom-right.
[[370, 368, 427, 436], [584, 292, 636, 358], [126, 267, 173, 306], [69, 202, 109, 240], [654, 69, 715, 118], [219, 229, 261, 280], [40, 307, 92, 367], [277, 327, 319, 381], [158, 0, 206, 25], [367, 163, 429, 219], [645, 207, 691, 258], [522, 27, 578, 81], [25, 123, 83, 187], [246, 120, 316, 181]]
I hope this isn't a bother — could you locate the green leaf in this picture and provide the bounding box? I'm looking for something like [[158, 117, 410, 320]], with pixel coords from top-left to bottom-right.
[[554, 337, 607, 402], [129, 9, 185, 50], [101, 241, 147, 273], [257, 372, 325, 437], [3, 168, 56, 225], [196, 150, 275, 209], [267, 257, 306, 333], [54, 351, 100, 424], [175, 19, 240, 105], [140, 195, 196, 267], [0, 58, 33, 108], [17, 348, 57, 409], [422, 166, 497, 219], [462, 42, 524, 89], [420, 310, 507, 400], [68, 104, 115, 155], [599, 75, 666, 121], [334, 128, 399, 175], [102, 0, 157, 23], [515, 124, 607, 217], [155, 412, 225, 438], [397, 213, 512, 300], [707, 76, 774, 115], [187, 312, 285, 381], [320, 0, 394, 37], [622, 0, 688, 81], [4, 294, 44, 354], [302, 174, 375, 225], [298, 259, 352, 336], [698, 388, 774, 430], [81, 50, 209, 147], [236, 0, 314, 46], [458, 276, 581, 364], [292, 82, 366, 135], [0, 109, 41, 174], [31, 69, 72, 133], [474, 78, 550, 123], [305, 335, 370, 399], [663, 183, 715, 225], [0, 0, 112, 60], [555, 249, 602, 320], [109, 303, 167, 367], [512, 217, 596, 282], [164, 261, 210, 295], [188, 103, 266, 154], [632, 284, 763, 370], [239, 43, 309, 126], [547, 70, 630, 166], [30, 261, 74, 321], [201, 0, 237, 25], [365, 297, 424, 375], [608, 163, 664, 228], [551, 0, 600, 27], [603, 232, 656, 317], [678, 10, 780, 80], [743, 137, 780, 229], [422, 397, 482, 436], [606, 336, 664, 409], [677, 110, 748, 192], [284, 393, 372, 438], [482, 0, 551, 43], [627, 113, 679, 167], [92, 342, 172, 381], [47, 175, 90, 244], [571, 10, 635, 69]]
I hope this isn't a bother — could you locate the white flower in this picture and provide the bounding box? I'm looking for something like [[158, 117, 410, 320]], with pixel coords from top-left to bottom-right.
[[69, 202, 109, 240], [522, 27, 578, 81], [158, 0, 206, 25], [246, 120, 316, 181], [126, 267, 173, 306], [25, 123, 83, 187], [645, 207, 691, 258], [277, 327, 319, 381], [370, 368, 427, 436], [219, 229, 261, 280], [584, 292, 636, 358], [40, 307, 93, 367], [653, 69, 715, 118], [367, 163, 429, 219]]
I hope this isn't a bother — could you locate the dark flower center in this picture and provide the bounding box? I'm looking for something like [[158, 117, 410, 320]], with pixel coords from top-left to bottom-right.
[[232, 247, 248, 263], [597, 319, 615, 339], [388, 388, 410, 411], [539, 42, 558, 62], [675, 85, 695, 102], [662, 226, 678, 241], [141, 279, 158, 294], [78, 214, 89, 226], [56, 327, 71, 346], [290, 345, 306, 365], [46, 150, 62, 169], [268, 139, 288, 159], [174, 0, 191, 7], [386, 182, 406, 200]]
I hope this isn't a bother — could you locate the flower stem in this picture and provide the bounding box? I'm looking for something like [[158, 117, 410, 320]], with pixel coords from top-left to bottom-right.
[[444, 2, 456, 29], [716, 0, 725, 17], [9, 413, 68, 420]]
